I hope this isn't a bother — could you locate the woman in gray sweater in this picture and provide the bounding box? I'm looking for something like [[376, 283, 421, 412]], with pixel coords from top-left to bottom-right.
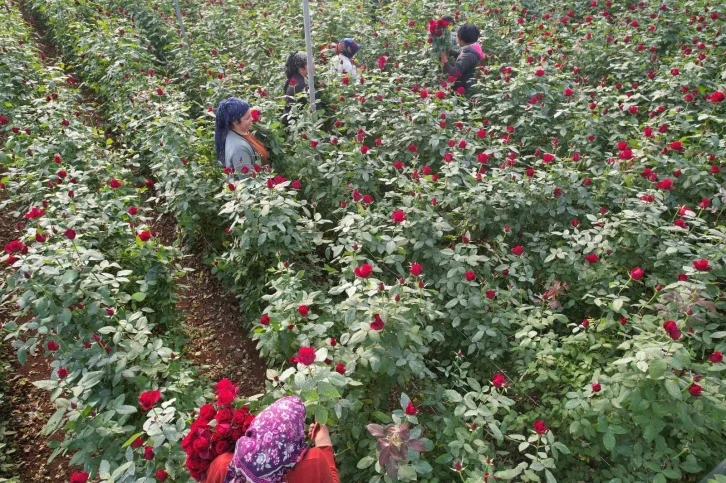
[[214, 97, 269, 175]]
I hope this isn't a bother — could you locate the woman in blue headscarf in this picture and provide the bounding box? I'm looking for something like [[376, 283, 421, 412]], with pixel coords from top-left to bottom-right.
[[215, 97, 268, 175]]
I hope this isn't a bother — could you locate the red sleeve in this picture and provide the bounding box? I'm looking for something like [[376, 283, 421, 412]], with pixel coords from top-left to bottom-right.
[[286, 447, 339, 483]]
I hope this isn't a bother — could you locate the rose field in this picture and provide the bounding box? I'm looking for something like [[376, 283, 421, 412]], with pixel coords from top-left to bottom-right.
[[1, 0, 726, 481]]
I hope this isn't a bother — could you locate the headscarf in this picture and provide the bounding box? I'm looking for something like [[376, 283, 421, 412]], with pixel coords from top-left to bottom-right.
[[339, 38, 361, 59], [214, 97, 250, 165], [223, 396, 307, 483]]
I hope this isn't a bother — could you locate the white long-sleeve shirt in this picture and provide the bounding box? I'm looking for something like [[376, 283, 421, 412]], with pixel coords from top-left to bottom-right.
[[330, 54, 358, 80]]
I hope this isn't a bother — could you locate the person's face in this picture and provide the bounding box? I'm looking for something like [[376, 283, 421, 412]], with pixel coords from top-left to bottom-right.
[[234, 109, 253, 133], [299, 65, 308, 78]]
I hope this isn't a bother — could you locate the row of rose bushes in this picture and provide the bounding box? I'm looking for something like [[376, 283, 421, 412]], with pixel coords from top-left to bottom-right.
[[0, 3, 212, 482], [10, 0, 726, 482], [138, 1, 726, 481]]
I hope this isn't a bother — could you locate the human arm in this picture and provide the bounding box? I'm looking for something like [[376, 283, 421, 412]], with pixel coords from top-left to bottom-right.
[[444, 48, 475, 77]]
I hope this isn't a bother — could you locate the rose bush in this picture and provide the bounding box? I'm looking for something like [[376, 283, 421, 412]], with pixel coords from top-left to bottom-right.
[[2, 0, 725, 482]]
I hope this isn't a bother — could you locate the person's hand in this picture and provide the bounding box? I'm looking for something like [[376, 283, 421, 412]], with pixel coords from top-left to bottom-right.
[[440, 51, 449, 64], [308, 423, 333, 448]]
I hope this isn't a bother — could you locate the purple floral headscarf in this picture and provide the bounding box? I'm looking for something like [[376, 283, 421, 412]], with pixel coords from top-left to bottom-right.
[[223, 396, 308, 483]]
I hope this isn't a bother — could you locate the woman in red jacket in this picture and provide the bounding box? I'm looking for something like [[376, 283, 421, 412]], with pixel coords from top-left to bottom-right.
[[202, 396, 339, 483]]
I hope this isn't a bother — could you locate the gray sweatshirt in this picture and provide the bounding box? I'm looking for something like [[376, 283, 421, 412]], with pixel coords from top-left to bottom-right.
[[223, 131, 257, 172]]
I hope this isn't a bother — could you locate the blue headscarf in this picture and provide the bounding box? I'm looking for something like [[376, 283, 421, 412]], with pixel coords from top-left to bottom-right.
[[214, 97, 250, 165], [340, 38, 361, 59]]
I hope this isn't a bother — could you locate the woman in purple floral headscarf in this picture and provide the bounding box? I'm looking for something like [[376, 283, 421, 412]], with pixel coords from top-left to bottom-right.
[[203, 396, 339, 483]]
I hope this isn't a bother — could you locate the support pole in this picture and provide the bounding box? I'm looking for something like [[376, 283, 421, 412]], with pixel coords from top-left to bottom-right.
[[302, 0, 316, 110], [173, 0, 190, 51]]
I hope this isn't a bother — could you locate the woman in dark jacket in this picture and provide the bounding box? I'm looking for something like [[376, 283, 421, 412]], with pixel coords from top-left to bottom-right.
[[282, 51, 310, 127], [440, 23, 484, 94]]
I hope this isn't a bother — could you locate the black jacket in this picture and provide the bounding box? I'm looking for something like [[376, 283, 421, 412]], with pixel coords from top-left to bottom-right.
[[282, 73, 308, 126], [444, 45, 482, 93]]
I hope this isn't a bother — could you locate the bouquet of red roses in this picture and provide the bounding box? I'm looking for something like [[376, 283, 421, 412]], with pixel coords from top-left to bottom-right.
[[427, 18, 453, 59], [182, 379, 256, 481]]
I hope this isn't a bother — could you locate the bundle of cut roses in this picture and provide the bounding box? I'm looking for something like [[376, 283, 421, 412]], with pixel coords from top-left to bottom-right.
[[182, 379, 256, 481], [427, 18, 452, 57]]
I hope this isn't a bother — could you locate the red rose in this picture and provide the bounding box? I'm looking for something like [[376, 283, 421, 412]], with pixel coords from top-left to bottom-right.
[[533, 420, 548, 434], [155, 470, 169, 482], [370, 314, 385, 331], [619, 317, 628, 326], [4, 240, 26, 254], [492, 373, 507, 388], [630, 267, 645, 280], [109, 178, 122, 189], [360, 145, 369, 155], [677, 273, 688, 282], [628, 105, 639, 114], [138, 230, 151, 242], [486, 290, 496, 300], [217, 385, 237, 406], [542, 153, 555, 163], [669, 140, 684, 152], [64, 228, 76, 240], [692, 259, 710, 271], [354, 263, 373, 278], [393, 161, 404, 170], [563, 88, 574, 97], [584, 253, 599, 264], [296, 347, 316, 366], [688, 384, 702, 397], [656, 179, 673, 190], [139, 390, 162, 411], [335, 362, 346, 375], [511, 245, 524, 256], [391, 210, 406, 223], [291, 180, 302, 190], [404, 401, 418, 416], [298, 305, 310, 317], [410, 263, 422, 276], [70, 472, 90, 483], [127, 206, 138, 215], [143, 445, 155, 460], [465, 270, 476, 282], [591, 382, 602, 392], [215, 408, 233, 424], [232, 408, 250, 425], [709, 91, 725, 103], [709, 351, 723, 363], [535, 68, 545, 76], [212, 438, 231, 456], [47, 340, 60, 351], [259, 314, 271, 326], [131, 436, 144, 449], [57, 367, 69, 379]]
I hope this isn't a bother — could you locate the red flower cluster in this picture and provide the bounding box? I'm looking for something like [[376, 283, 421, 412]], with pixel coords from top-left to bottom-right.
[[427, 18, 450, 37], [662, 320, 681, 341], [182, 382, 255, 481]]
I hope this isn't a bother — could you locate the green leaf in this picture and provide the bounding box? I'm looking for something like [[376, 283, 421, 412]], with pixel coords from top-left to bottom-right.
[[603, 432, 615, 451], [318, 382, 340, 399], [664, 379, 682, 400], [315, 405, 328, 424], [33, 380, 59, 391], [495, 466, 524, 480], [648, 358, 667, 379], [357, 456, 375, 469], [131, 292, 147, 301], [444, 389, 462, 402]]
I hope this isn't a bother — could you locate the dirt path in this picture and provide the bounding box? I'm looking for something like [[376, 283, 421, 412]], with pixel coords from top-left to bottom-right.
[[153, 214, 266, 397]]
